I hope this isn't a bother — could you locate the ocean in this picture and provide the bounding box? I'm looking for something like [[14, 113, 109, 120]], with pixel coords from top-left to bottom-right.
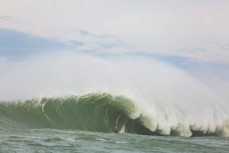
[[0, 93, 229, 153], [0, 54, 228, 152], [1, 129, 229, 153]]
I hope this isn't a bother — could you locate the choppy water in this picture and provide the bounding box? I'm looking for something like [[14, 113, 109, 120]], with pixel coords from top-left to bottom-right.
[[1, 129, 229, 153]]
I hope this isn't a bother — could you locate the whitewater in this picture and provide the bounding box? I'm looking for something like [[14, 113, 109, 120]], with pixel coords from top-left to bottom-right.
[[0, 52, 229, 152]]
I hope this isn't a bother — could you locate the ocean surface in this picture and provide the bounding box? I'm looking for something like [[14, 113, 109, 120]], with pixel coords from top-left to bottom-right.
[[1, 129, 229, 153], [0, 93, 229, 153]]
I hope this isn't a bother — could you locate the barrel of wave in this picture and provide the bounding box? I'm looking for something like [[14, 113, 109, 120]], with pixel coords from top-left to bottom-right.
[[0, 93, 143, 133]]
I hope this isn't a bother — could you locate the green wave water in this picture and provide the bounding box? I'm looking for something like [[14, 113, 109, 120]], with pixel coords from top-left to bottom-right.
[[1, 92, 229, 137], [0, 93, 153, 135]]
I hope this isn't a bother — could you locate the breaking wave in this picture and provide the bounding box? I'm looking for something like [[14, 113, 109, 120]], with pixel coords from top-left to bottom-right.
[[0, 92, 228, 137], [0, 53, 229, 137]]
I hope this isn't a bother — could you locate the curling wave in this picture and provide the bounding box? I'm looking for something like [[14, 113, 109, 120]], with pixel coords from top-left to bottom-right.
[[0, 93, 149, 134], [0, 92, 229, 137]]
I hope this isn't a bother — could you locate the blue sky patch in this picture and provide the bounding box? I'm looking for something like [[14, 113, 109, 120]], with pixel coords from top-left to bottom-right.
[[0, 28, 82, 58]]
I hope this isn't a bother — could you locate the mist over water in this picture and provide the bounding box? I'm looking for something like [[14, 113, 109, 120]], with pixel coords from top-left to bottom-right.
[[0, 52, 228, 137]]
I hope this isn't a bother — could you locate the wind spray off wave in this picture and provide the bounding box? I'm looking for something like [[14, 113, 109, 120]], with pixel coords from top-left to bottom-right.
[[0, 52, 228, 137]]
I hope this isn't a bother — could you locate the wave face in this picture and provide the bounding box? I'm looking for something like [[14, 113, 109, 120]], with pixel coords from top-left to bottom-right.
[[0, 92, 229, 137], [0, 93, 148, 134]]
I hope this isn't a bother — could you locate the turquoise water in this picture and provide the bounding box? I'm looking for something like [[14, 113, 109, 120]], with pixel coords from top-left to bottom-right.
[[1, 129, 229, 153]]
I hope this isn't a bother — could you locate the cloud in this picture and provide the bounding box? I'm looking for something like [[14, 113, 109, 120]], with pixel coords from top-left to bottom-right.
[[1, 0, 229, 62], [76, 29, 90, 36], [177, 48, 206, 53], [0, 0, 229, 65], [0, 16, 11, 21], [59, 29, 134, 54], [75, 29, 116, 39], [0, 56, 7, 66], [220, 44, 229, 50]]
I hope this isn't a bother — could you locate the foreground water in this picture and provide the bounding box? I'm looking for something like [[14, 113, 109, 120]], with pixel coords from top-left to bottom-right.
[[1, 129, 228, 153]]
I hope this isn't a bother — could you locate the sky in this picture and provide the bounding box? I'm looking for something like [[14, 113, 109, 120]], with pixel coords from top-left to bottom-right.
[[0, 0, 229, 100]]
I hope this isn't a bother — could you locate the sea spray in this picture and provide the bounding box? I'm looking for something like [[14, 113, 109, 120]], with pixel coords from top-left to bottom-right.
[[0, 52, 228, 137]]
